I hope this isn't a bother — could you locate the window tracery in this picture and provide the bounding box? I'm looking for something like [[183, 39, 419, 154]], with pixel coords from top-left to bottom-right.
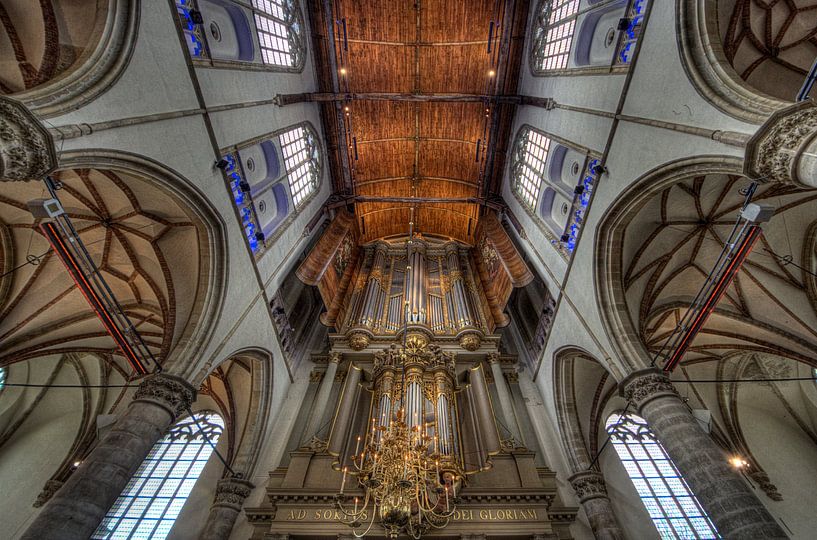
[[510, 126, 599, 256], [221, 123, 321, 256], [530, 0, 649, 74], [174, 0, 305, 70], [606, 412, 719, 539], [511, 127, 551, 210], [281, 124, 321, 207], [92, 412, 225, 540], [531, 0, 581, 71]]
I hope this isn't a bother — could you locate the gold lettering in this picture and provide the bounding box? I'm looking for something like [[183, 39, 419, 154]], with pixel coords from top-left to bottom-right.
[[479, 509, 489, 520], [314, 510, 321, 520], [496, 509, 505, 520]]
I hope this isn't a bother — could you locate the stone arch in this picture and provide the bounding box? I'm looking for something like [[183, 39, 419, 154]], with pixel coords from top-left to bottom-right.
[[552, 346, 616, 472], [595, 156, 743, 374], [595, 153, 817, 383], [198, 347, 274, 479], [0, 150, 228, 379], [676, 0, 814, 123], [0, 0, 139, 117]]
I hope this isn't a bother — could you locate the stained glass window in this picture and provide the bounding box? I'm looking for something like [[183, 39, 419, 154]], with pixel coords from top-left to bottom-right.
[[606, 413, 719, 539], [0, 367, 5, 390], [280, 125, 321, 207], [252, 0, 305, 68], [92, 413, 225, 540], [511, 126, 551, 210], [531, 0, 580, 71]]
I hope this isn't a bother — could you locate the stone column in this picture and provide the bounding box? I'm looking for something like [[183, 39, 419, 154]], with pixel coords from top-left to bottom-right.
[[302, 352, 342, 444], [568, 471, 624, 540], [487, 353, 522, 445], [200, 477, 255, 540], [745, 100, 817, 189], [22, 373, 195, 540], [621, 368, 787, 539]]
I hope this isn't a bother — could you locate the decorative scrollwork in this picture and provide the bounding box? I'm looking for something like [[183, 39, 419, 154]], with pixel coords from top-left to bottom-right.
[[0, 97, 57, 181]]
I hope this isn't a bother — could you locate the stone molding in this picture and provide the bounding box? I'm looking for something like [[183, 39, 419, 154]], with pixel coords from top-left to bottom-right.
[[568, 470, 609, 503], [32, 479, 63, 508], [486, 352, 501, 365], [676, 0, 789, 123], [619, 368, 679, 411], [744, 101, 817, 187], [19, 0, 139, 118], [328, 351, 342, 364], [133, 373, 196, 419], [212, 477, 255, 511], [0, 96, 57, 181]]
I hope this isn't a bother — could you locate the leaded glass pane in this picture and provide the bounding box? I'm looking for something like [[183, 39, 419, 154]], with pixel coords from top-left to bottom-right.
[[606, 413, 719, 539], [531, 0, 580, 71], [280, 125, 321, 207], [510, 127, 551, 211], [252, 0, 304, 68], [91, 412, 224, 540]]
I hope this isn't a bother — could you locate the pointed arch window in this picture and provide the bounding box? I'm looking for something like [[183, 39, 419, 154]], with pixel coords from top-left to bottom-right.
[[531, 0, 581, 71], [606, 412, 719, 539], [511, 127, 551, 210], [251, 0, 305, 68], [281, 124, 322, 207], [92, 412, 225, 540]]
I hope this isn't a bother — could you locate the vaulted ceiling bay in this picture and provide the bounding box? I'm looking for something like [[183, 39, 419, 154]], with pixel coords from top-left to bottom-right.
[[308, 0, 529, 243]]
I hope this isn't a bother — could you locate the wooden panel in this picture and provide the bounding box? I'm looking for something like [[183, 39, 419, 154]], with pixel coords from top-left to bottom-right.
[[351, 101, 415, 141], [354, 140, 414, 182], [308, 0, 531, 242], [343, 0, 415, 43], [420, 0, 495, 43], [346, 43, 414, 92], [419, 140, 480, 181], [419, 44, 494, 93], [419, 102, 485, 141]]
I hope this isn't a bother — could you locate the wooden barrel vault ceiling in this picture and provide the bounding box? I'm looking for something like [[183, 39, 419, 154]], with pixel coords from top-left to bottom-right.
[[308, 0, 529, 244]]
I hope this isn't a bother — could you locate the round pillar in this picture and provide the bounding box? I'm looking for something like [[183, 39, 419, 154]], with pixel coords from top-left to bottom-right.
[[22, 373, 196, 540], [620, 368, 787, 539], [200, 477, 255, 540], [568, 471, 624, 540]]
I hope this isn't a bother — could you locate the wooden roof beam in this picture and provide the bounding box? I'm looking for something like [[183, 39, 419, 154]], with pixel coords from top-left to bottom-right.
[[273, 92, 533, 105]]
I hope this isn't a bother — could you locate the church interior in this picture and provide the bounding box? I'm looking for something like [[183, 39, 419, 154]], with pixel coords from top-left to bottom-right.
[[2, 0, 817, 539]]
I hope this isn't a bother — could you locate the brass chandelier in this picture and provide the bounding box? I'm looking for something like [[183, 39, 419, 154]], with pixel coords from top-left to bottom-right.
[[334, 333, 463, 538]]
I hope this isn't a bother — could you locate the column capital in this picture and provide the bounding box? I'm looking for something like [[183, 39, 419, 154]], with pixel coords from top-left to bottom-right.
[[133, 373, 196, 420], [619, 368, 679, 411], [745, 100, 817, 188], [568, 470, 609, 504], [0, 96, 57, 181], [328, 351, 343, 364], [212, 477, 255, 511], [486, 351, 501, 365]]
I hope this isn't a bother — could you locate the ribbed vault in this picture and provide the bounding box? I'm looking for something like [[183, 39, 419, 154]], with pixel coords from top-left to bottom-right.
[[621, 173, 817, 368], [0, 168, 206, 369], [720, 0, 817, 101]]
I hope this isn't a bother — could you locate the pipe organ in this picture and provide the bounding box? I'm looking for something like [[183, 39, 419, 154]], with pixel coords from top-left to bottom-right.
[[344, 236, 488, 352], [255, 211, 575, 538]]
